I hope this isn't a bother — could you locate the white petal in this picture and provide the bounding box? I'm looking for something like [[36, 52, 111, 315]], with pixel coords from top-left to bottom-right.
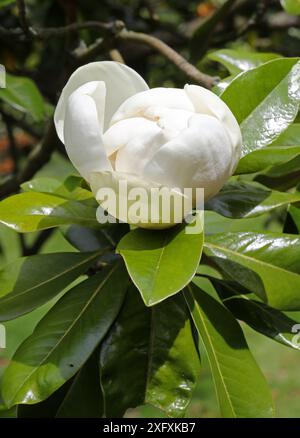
[[54, 61, 149, 143], [102, 117, 160, 157], [64, 81, 112, 181], [185, 84, 242, 170], [143, 114, 234, 201], [114, 120, 168, 175], [90, 170, 188, 229], [144, 107, 193, 137], [110, 87, 194, 125]]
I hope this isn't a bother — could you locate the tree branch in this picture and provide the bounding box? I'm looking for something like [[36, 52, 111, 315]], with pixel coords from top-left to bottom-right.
[[117, 29, 218, 88], [16, 0, 31, 37], [0, 20, 124, 40], [109, 48, 125, 64]]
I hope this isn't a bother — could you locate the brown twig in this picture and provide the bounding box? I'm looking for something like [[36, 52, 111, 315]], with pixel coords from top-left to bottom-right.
[[109, 48, 125, 64], [118, 29, 218, 89], [72, 38, 109, 64], [0, 20, 124, 40], [16, 0, 31, 37]]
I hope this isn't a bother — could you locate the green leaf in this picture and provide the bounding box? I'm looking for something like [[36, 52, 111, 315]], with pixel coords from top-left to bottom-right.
[[0, 192, 99, 232], [17, 384, 70, 418], [117, 216, 204, 306], [185, 283, 274, 418], [221, 58, 300, 155], [206, 181, 300, 218], [255, 155, 300, 191], [270, 123, 300, 146], [208, 49, 280, 75], [0, 74, 47, 122], [100, 286, 200, 418], [289, 204, 300, 233], [21, 175, 93, 202], [21, 178, 62, 194], [212, 74, 236, 96], [0, 406, 17, 418], [0, 251, 105, 321], [63, 223, 129, 252], [236, 146, 300, 174], [212, 279, 300, 350], [281, 0, 300, 15], [1, 263, 128, 408], [204, 232, 300, 310], [56, 351, 103, 418]]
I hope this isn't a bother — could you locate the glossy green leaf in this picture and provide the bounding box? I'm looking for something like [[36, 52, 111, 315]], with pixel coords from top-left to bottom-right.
[[21, 178, 62, 194], [0, 251, 105, 321], [185, 283, 274, 418], [17, 384, 70, 418], [0, 406, 17, 418], [289, 204, 300, 233], [212, 74, 236, 96], [281, 0, 300, 15], [117, 216, 204, 306], [270, 123, 300, 146], [1, 263, 128, 408], [212, 279, 300, 350], [63, 223, 129, 252], [100, 286, 200, 418], [21, 175, 93, 202], [204, 232, 300, 310], [56, 351, 103, 418], [206, 181, 300, 218], [0, 74, 47, 122], [255, 155, 300, 190], [0, 192, 98, 232], [259, 154, 300, 178], [221, 58, 300, 155], [236, 146, 300, 174], [208, 49, 280, 75]]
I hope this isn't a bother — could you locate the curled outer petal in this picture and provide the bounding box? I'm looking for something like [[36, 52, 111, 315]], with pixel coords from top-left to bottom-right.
[[63, 81, 112, 181], [54, 61, 149, 142]]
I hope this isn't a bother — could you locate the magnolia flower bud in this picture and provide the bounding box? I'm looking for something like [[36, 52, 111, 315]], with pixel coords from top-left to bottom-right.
[[54, 61, 242, 228]]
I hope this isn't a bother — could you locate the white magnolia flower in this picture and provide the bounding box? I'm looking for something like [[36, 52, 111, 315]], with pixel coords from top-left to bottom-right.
[[54, 61, 242, 228]]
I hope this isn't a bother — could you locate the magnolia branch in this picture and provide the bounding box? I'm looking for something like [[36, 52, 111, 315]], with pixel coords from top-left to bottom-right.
[[0, 20, 124, 39], [117, 30, 218, 88], [0, 14, 217, 88], [16, 0, 31, 37]]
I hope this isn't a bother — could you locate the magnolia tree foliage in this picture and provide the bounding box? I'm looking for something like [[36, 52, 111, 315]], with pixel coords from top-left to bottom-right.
[[0, 0, 300, 419]]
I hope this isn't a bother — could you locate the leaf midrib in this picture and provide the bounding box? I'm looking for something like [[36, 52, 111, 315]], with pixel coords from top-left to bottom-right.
[[204, 241, 300, 278], [7, 264, 117, 406], [0, 251, 104, 306], [188, 286, 236, 417]]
